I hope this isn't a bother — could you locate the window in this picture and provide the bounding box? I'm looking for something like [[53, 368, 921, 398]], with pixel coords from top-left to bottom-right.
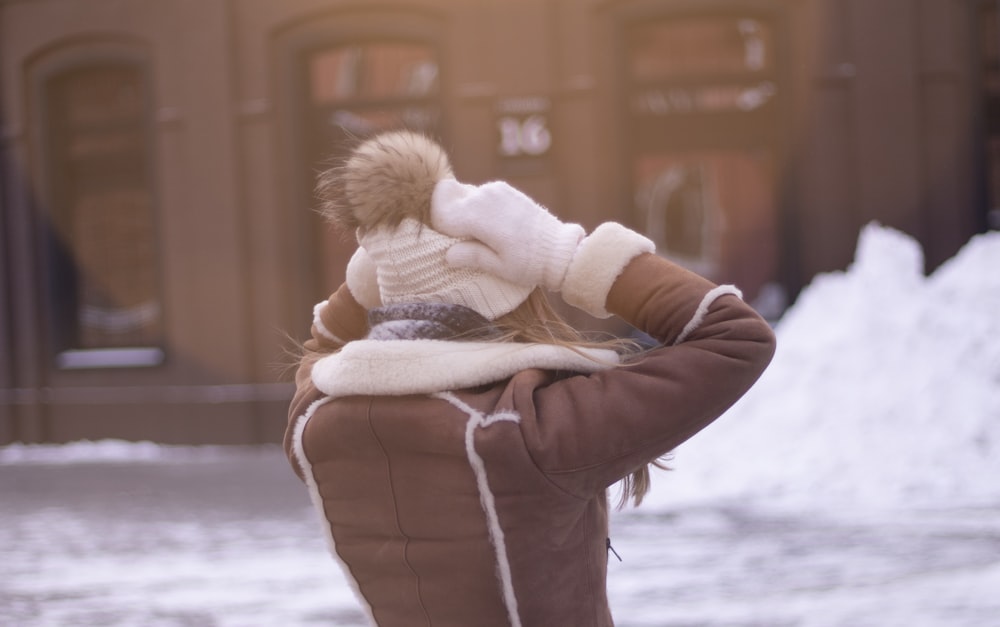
[[305, 41, 440, 141], [623, 13, 782, 306], [979, 1, 1000, 230], [297, 39, 442, 296], [627, 17, 777, 118], [40, 60, 163, 368]]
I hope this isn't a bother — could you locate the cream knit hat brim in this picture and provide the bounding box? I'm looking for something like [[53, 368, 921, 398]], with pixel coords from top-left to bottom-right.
[[358, 218, 533, 321]]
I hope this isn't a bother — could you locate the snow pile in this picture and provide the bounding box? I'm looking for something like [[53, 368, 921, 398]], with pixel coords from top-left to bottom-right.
[[649, 223, 1000, 512]]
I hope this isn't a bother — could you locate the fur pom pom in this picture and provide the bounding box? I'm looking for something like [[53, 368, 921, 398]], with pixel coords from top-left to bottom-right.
[[316, 131, 453, 233]]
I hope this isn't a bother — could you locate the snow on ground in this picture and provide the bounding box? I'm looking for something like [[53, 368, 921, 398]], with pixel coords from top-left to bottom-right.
[[645, 222, 1000, 513], [0, 440, 235, 465]]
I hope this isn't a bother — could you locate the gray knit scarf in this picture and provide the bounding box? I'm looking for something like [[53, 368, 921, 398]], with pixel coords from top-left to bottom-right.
[[367, 303, 505, 341]]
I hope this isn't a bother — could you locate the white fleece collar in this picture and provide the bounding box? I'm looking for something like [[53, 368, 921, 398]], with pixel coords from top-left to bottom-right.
[[311, 339, 619, 399]]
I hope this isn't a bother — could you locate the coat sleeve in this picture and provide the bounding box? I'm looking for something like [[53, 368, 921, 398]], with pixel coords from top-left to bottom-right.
[[519, 252, 776, 498], [283, 282, 369, 480]]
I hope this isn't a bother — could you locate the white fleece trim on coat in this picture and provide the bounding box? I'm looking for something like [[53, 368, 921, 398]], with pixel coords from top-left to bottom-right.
[[312, 340, 618, 399], [434, 391, 522, 627], [673, 285, 743, 345], [312, 301, 345, 345], [482, 410, 521, 427], [561, 222, 655, 319], [291, 399, 378, 627]]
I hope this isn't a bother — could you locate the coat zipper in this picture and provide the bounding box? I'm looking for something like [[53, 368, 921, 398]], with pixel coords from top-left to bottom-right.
[[606, 537, 622, 562]]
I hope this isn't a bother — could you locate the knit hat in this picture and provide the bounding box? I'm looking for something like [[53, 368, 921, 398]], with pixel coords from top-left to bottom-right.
[[326, 131, 534, 320], [359, 217, 533, 319]]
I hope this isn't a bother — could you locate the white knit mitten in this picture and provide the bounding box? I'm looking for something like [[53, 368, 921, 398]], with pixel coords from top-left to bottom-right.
[[431, 179, 585, 291]]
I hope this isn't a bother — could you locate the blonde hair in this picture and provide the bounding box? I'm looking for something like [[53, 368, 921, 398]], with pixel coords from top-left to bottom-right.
[[491, 290, 669, 508], [493, 290, 631, 350]]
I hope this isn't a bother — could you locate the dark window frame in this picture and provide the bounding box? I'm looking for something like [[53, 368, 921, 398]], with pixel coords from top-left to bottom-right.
[[976, 0, 1000, 232], [273, 9, 447, 332], [29, 41, 165, 370]]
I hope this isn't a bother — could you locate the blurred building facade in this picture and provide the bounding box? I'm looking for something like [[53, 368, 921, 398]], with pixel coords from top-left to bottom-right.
[[0, 0, 994, 444]]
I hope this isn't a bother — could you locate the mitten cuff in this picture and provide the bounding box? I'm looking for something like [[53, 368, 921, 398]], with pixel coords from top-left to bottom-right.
[[345, 247, 382, 310], [561, 223, 656, 318], [538, 222, 586, 290]]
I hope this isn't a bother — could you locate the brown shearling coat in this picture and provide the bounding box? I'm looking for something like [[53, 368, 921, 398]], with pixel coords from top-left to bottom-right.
[[285, 252, 776, 627]]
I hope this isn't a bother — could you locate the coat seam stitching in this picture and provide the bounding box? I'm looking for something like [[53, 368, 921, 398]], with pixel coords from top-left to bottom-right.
[[366, 399, 433, 627], [433, 391, 523, 627]]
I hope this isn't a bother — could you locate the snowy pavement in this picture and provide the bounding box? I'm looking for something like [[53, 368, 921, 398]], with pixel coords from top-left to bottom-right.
[[2, 443, 999, 627]]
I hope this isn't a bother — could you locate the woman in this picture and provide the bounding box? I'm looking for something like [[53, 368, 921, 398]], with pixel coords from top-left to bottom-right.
[[285, 131, 775, 627]]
